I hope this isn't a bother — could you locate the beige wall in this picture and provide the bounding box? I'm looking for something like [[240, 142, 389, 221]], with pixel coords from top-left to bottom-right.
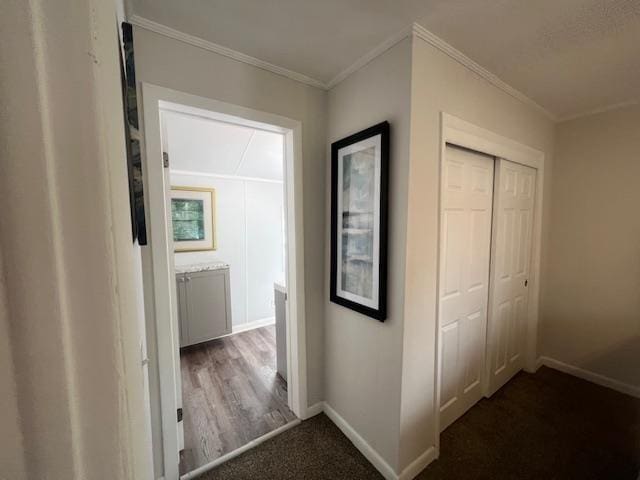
[[0, 250, 26, 480], [400, 36, 556, 470], [324, 34, 556, 475], [132, 26, 327, 476], [540, 104, 640, 387], [0, 0, 151, 478], [325, 38, 413, 471]]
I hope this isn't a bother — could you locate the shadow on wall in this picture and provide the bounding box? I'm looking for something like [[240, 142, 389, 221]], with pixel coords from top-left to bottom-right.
[[576, 335, 640, 388]]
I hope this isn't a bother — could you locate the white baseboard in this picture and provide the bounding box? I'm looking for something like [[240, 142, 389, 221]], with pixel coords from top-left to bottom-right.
[[538, 356, 640, 399], [303, 401, 325, 419], [231, 316, 275, 334], [398, 446, 438, 480], [398, 446, 437, 480], [323, 402, 398, 480], [322, 402, 437, 480]]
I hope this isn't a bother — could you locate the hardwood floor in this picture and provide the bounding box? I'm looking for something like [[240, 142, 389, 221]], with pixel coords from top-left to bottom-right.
[[179, 325, 296, 475]]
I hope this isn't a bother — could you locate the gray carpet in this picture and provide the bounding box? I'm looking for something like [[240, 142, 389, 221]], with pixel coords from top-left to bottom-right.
[[198, 367, 640, 479]]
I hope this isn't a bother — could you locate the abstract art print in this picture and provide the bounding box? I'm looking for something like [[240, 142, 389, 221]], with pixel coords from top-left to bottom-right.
[[171, 187, 217, 252], [330, 122, 389, 321]]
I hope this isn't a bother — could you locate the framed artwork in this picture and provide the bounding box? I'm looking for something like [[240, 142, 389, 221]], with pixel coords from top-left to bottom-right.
[[330, 121, 389, 321], [121, 22, 147, 245], [170, 187, 217, 252]]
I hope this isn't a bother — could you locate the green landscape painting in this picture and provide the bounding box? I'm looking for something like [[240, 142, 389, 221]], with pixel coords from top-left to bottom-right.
[[172, 198, 205, 241]]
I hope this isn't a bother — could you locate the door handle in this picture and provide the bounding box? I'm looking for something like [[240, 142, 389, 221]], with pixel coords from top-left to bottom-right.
[[524, 279, 528, 287]]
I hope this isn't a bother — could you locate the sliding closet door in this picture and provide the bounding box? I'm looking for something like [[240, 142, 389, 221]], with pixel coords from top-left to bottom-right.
[[438, 145, 494, 431], [486, 158, 536, 396]]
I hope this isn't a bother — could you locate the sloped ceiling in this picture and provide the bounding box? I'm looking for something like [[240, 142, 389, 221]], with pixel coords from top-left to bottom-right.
[[131, 0, 640, 119], [161, 111, 284, 181]]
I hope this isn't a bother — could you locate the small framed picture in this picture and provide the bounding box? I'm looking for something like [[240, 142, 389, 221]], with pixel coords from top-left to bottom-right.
[[170, 187, 217, 252], [330, 121, 389, 321]]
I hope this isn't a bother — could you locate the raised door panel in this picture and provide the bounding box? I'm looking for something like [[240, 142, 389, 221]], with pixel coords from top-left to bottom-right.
[[440, 321, 460, 411], [439, 145, 494, 431], [487, 159, 536, 395], [185, 269, 231, 345]]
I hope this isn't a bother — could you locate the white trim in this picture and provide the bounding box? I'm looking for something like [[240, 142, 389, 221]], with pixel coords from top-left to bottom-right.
[[141, 83, 308, 479], [533, 355, 545, 372], [243, 181, 250, 327], [160, 105, 281, 135], [180, 419, 301, 480], [435, 112, 545, 451], [411, 24, 555, 121], [304, 401, 325, 419], [326, 21, 556, 121], [322, 402, 436, 480], [398, 446, 437, 480], [538, 356, 640, 399], [326, 24, 413, 89], [170, 169, 283, 185], [323, 403, 398, 480], [129, 15, 326, 90], [558, 99, 640, 122], [231, 316, 275, 334], [141, 88, 181, 480]]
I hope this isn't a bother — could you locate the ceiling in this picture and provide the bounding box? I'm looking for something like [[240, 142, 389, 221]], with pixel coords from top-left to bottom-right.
[[131, 0, 640, 119], [161, 111, 284, 181]]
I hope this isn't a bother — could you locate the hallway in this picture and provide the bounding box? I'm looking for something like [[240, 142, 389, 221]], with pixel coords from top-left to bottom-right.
[[199, 367, 640, 479]]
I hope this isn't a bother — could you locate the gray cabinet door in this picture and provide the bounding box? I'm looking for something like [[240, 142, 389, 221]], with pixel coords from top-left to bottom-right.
[[274, 286, 287, 380], [184, 269, 231, 345], [176, 274, 188, 347]]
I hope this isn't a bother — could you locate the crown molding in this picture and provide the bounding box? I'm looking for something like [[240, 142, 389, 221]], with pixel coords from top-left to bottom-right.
[[557, 99, 640, 122], [411, 23, 557, 122], [128, 15, 327, 90], [128, 14, 602, 123], [326, 25, 413, 89], [325, 22, 557, 121]]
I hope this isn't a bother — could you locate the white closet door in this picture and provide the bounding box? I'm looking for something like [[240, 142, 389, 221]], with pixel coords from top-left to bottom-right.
[[486, 158, 536, 396], [438, 145, 494, 431]]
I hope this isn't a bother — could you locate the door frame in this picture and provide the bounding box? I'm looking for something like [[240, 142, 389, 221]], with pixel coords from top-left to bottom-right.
[[434, 112, 545, 450], [140, 83, 308, 479]]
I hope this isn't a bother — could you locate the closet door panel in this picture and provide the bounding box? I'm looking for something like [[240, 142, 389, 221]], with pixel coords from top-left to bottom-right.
[[438, 145, 494, 431]]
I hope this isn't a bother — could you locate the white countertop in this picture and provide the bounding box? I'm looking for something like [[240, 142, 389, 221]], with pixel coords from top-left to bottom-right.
[[274, 281, 287, 294], [174, 261, 229, 274]]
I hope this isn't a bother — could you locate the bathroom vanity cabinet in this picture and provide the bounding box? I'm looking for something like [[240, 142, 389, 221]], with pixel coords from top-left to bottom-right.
[[175, 263, 232, 347]]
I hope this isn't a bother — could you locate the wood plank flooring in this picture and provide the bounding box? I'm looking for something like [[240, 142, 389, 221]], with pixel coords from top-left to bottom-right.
[[179, 325, 296, 475]]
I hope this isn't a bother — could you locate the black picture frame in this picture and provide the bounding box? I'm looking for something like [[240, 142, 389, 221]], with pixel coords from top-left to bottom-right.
[[120, 22, 148, 245], [330, 121, 389, 321]]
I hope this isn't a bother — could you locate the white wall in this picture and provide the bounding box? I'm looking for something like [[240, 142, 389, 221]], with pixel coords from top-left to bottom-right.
[[325, 37, 413, 472], [400, 38, 554, 467], [171, 172, 285, 328], [132, 25, 327, 477], [0, 0, 151, 478], [133, 24, 325, 403], [540, 104, 640, 388], [325, 32, 556, 476], [400, 35, 555, 471]]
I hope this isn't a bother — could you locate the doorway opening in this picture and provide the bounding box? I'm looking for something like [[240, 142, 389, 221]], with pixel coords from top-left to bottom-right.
[[140, 84, 307, 480]]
